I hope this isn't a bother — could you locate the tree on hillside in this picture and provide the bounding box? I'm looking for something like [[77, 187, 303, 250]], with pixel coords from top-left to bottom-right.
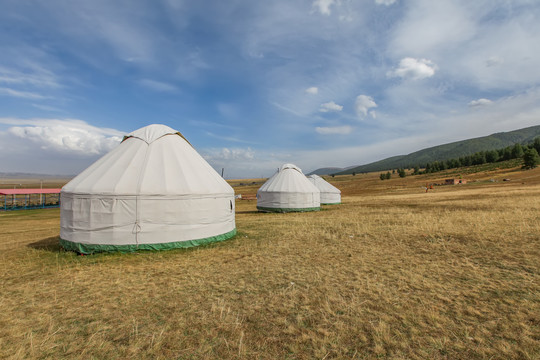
[[472, 152, 486, 165], [512, 143, 524, 159], [413, 165, 420, 175], [486, 150, 499, 163], [501, 147, 513, 161], [460, 156, 472, 166], [523, 148, 540, 169], [385, 172, 391, 180], [533, 137, 540, 153], [398, 168, 406, 178]]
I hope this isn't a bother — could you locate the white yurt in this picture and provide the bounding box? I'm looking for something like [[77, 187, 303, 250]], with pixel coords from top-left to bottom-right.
[[256, 163, 320, 212], [307, 174, 341, 205], [60, 124, 236, 253]]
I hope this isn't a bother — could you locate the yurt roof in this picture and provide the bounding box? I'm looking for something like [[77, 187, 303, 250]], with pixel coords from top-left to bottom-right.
[[307, 174, 341, 194], [280, 163, 302, 172], [258, 163, 319, 194], [122, 124, 192, 145], [62, 124, 232, 196]]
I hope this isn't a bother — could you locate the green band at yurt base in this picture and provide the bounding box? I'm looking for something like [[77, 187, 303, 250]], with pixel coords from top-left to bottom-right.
[[256, 206, 320, 213], [60, 228, 237, 254]]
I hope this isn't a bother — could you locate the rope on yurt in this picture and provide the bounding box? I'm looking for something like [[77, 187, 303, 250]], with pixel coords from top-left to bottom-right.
[[133, 139, 153, 248]]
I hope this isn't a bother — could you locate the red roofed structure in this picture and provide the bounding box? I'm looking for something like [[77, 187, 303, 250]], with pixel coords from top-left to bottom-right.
[[0, 188, 61, 211], [0, 189, 61, 195]]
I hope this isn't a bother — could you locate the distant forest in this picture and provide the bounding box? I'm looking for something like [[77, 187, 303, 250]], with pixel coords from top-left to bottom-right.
[[378, 137, 540, 179]]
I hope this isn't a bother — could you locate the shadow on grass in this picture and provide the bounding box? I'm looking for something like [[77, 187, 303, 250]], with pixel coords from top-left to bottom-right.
[[26, 233, 242, 256], [235, 210, 261, 214], [28, 236, 63, 252]]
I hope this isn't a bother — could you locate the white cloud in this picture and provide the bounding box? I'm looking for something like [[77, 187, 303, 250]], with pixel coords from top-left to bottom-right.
[[385, 2, 540, 90], [388, 2, 476, 57], [217, 103, 239, 119], [0, 118, 123, 156], [485, 56, 504, 68], [375, 0, 397, 6], [205, 131, 256, 144], [315, 125, 352, 135], [31, 104, 64, 112], [0, 65, 60, 88], [312, 0, 337, 15], [295, 89, 540, 175], [468, 98, 493, 107], [355, 95, 377, 118], [175, 50, 213, 83], [271, 102, 304, 117], [0, 87, 47, 99], [319, 101, 343, 112], [305, 86, 318, 94], [138, 79, 178, 92], [387, 57, 437, 80], [203, 147, 255, 161], [199, 146, 280, 179]]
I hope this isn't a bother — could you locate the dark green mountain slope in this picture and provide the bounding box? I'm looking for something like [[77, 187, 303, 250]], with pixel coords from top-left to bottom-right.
[[307, 167, 345, 175], [310, 125, 540, 175]]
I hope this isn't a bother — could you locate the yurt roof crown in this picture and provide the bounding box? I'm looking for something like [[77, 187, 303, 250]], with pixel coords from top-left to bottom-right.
[[122, 124, 192, 146]]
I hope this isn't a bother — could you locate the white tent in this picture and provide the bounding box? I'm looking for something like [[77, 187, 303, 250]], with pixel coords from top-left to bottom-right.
[[256, 163, 320, 212], [60, 124, 236, 253], [307, 174, 341, 205]]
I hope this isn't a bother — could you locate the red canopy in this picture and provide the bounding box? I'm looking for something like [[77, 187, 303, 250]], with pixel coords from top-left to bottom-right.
[[0, 189, 62, 195]]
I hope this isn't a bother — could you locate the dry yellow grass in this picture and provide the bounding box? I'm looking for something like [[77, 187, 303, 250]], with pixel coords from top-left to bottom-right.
[[0, 167, 539, 359]]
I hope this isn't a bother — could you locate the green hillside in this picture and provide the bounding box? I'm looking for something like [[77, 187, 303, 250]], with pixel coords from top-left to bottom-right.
[[307, 167, 345, 175], [314, 125, 540, 175]]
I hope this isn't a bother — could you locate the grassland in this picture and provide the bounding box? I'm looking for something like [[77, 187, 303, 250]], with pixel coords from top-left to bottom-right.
[[1, 166, 539, 359]]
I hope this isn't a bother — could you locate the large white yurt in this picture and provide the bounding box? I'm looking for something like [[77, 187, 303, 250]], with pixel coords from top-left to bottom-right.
[[307, 174, 341, 205], [256, 163, 320, 212], [60, 124, 236, 254]]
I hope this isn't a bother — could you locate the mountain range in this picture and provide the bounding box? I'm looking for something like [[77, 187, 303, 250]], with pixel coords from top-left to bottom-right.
[[309, 125, 540, 175]]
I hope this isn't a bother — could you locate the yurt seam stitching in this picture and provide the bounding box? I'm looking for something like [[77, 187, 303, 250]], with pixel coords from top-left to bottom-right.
[[133, 141, 153, 247]]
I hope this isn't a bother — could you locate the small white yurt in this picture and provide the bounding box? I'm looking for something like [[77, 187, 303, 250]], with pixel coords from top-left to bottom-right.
[[307, 174, 341, 205], [256, 163, 320, 212], [60, 124, 236, 253]]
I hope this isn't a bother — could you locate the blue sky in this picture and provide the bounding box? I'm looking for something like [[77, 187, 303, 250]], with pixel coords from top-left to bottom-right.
[[1, 0, 540, 178]]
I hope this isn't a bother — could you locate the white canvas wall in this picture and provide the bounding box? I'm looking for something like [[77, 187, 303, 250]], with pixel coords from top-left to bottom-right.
[[257, 164, 320, 212], [307, 175, 341, 205], [60, 124, 236, 253]]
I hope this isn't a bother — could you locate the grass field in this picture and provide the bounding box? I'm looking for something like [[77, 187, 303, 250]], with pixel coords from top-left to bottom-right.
[[1, 166, 539, 359]]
